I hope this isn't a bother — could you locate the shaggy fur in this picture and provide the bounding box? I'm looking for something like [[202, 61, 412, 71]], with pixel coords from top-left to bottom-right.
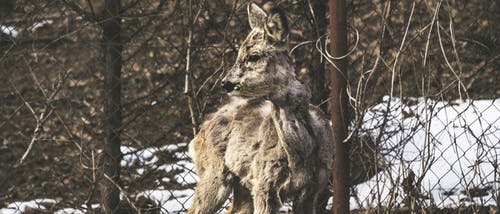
[[188, 4, 333, 214]]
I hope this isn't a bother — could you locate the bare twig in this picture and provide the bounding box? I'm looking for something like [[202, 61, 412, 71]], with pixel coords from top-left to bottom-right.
[[85, 150, 98, 214], [18, 69, 71, 164], [103, 173, 141, 214], [436, 14, 468, 100], [390, 1, 415, 97], [423, 0, 441, 68], [184, 0, 200, 136]]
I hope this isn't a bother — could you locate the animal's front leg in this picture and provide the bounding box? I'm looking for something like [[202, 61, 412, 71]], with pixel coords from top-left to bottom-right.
[[188, 167, 232, 214], [252, 188, 281, 214], [251, 162, 284, 214], [188, 140, 232, 214], [227, 183, 253, 214], [292, 186, 321, 214]]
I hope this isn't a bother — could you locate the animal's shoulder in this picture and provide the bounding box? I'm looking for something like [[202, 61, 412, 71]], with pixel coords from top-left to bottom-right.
[[196, 97, 272, 154], [202, 97, 271, 126], [203, 97, 247, 123], [234, 98, 272, 120]]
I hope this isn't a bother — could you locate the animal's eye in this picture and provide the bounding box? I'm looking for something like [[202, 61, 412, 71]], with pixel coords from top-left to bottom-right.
[[247, 54, 261, 62]]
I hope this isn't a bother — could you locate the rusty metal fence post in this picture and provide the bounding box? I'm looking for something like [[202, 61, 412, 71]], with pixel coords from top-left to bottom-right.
[[329, 0, 350, 213]]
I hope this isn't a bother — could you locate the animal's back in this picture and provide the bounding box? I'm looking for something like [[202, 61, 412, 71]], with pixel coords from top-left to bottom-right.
[[190, 96, 333, 200]]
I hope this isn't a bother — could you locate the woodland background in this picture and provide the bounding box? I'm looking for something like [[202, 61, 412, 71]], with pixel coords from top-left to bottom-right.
[[0, 0, 498, 213]]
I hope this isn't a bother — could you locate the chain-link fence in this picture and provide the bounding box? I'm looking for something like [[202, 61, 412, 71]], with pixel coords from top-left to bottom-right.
[[353, 97, 499, 212], [1, 0, 498, 213]]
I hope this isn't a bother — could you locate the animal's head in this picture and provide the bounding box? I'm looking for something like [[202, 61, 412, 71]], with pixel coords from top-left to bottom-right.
[[221, 3, 295, 98]]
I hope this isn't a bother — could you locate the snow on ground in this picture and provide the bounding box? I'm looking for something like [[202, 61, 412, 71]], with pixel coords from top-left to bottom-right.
[[54, 208, 85, 214], [29, 19, 53, 32], [73, 97, 500, 212], [121, 145, 159, 175], [353, 97, 499, 209], [0, 19, 54, 40], [0, 199, 57, 214], [1, 97, 498, 213], [0, 25, 18, 37], [123, 142, 200, 213]]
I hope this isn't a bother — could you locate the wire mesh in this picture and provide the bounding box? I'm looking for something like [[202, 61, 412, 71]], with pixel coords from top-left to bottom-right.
[[0, 0, 498, 213]]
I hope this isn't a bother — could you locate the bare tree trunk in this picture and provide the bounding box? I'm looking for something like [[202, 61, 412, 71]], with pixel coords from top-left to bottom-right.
[[100, 0, 122, 213], [328, 0, 350, 213]]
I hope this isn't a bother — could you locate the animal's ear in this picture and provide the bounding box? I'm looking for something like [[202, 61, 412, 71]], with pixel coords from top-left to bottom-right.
[[248, 3, 267, 29], [264, 8, 289, 43]]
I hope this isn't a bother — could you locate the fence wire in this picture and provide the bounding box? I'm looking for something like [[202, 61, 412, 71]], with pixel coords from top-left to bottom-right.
[[0, 0, 498, 213]]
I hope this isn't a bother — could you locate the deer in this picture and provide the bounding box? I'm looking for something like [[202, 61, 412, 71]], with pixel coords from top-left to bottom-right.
[[188, 3, 383, 214]]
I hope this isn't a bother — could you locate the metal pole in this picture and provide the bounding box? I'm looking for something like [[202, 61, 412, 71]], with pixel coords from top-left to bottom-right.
[[328, 0, 350, 213]]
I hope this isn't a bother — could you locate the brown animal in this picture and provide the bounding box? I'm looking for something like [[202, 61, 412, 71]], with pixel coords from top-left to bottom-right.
[[188, 3, 333, 214]]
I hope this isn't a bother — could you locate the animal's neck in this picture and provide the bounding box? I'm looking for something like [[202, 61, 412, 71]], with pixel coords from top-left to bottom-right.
[[269, 79, 315, 172], [269, 78, 311, 112], [264, 54, 310, 111]]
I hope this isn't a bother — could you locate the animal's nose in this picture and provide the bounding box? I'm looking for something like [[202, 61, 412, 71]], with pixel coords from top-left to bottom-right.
[[221, 81, 237, 93]]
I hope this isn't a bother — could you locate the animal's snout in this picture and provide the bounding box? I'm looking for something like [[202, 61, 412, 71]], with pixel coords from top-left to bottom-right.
[[221, 81, 241, 93]]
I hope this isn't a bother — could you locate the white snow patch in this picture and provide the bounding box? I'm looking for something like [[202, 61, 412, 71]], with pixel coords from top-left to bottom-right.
[[0, 199, 57, 214], [163, 189, 194, 213], [0, 25, 18, 37], [138, 190, 172, 203], [29, 19, 53, 31], [173, 160, 198, 185], [54, 208, 85, 214], [352, 97, 500, 209], [120, 146, 159, 175], [162, 142, 188, 153], [80, 203, 99, 210], [279, 203, 293, 212]]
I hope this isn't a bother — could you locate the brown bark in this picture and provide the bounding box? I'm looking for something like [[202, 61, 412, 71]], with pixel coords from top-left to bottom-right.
[[328, 0, 350, 213], [99, 0, 123, 213]]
